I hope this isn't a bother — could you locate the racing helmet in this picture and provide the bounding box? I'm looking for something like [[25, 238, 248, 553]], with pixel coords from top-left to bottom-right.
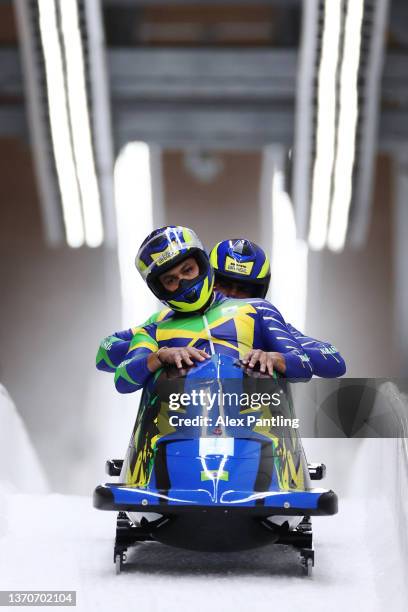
[[135, 226, 214, 313], [209, 239, 270, 298]]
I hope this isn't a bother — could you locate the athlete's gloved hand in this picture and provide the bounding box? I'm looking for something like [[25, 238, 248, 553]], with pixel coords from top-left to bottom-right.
[[151, 346, 210, 370], [241, 350, 286, 376]]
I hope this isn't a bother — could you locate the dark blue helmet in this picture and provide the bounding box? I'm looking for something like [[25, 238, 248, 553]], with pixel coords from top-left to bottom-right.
[[136, 226, 214, 313], [209, 239, 270, 298]]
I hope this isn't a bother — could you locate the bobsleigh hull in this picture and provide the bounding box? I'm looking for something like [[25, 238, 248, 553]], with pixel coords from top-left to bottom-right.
[[94, 449, 336, 552], [94, 437, 337, 551], [94, 356, 338, 554], [94, 436, 337, 516]]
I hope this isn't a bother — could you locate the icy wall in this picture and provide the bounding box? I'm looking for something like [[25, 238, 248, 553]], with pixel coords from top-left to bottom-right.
[[303, 381, 408, 608], [0, 384, 48, 494]]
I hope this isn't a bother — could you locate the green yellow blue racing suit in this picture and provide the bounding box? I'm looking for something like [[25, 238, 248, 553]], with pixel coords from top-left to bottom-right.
[[97, 292, 346, 393]]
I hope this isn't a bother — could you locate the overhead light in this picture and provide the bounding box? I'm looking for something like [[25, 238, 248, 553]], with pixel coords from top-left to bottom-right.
[[59, 0, 104, 248], [308, 0, 342, 251], [38, 0, 84, 248], [327, 0, 364, 252], [114, 143, 158, 326], [38, 0, 104, 248]]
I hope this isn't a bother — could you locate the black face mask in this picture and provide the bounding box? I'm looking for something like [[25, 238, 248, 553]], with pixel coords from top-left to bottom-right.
[[176, 279, 200, 303]]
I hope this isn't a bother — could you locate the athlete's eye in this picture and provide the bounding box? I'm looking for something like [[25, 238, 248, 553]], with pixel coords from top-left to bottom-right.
[[163, 276, 176, 287], [181, 265, 197, 277]]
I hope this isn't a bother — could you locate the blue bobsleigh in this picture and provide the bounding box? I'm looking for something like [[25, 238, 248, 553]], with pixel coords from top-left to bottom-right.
[[94, 354, 336, 575]]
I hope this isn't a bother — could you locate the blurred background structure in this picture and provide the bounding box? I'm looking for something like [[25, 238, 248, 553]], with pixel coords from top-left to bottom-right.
[[0, 0, 407, 493]]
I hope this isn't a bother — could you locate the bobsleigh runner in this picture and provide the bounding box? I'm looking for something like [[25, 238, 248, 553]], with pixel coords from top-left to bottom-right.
[[94, 354, 337, 576]]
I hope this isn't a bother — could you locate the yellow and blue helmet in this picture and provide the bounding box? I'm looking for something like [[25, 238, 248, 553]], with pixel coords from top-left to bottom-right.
[[135, 225, 214, 313], [209, 239, 271, 298]]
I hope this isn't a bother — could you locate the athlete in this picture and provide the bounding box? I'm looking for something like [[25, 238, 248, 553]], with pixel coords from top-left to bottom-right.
[[210, 239, 343, 377], [97, 226, 345, 394], [97, 237, 345, 380]]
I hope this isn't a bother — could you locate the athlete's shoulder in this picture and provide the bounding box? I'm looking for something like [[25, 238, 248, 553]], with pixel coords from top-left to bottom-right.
[[130, 307, 173, 333], [246, 298, 280, 312], [154, 306, 174, 323], [245, 299, 290, 324]]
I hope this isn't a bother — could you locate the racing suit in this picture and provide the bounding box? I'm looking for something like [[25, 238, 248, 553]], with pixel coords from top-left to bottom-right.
[[96, 293, 346, 393]]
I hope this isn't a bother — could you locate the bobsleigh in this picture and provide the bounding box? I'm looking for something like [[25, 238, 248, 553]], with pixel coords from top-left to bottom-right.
[[94, 354, 337, 575]]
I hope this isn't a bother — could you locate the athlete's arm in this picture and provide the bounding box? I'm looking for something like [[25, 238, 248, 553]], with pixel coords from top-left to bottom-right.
[[253, 301, 314, 380], [96, 328, 135, 373], [96, 308, 171, 373], [287, 323, 346, 378], [114, 325, 160, 393], [114, 327, 210, 394]]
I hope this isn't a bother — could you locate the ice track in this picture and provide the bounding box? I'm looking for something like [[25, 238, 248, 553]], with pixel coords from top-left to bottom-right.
[[1, 441, 407, 612], [1, 383, 407, 612]]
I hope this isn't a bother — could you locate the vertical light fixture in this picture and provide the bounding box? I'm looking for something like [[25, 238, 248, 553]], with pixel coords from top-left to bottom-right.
[[308, 0, 342, 251], [271, 158, 308, 330], [327, 0, 364, 251], [114, 142, 158, 327], [38, 0, 104, 248], [292, 0, 319, 240], [59, 0, 104, 248], [38, 0, 84, 248]]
